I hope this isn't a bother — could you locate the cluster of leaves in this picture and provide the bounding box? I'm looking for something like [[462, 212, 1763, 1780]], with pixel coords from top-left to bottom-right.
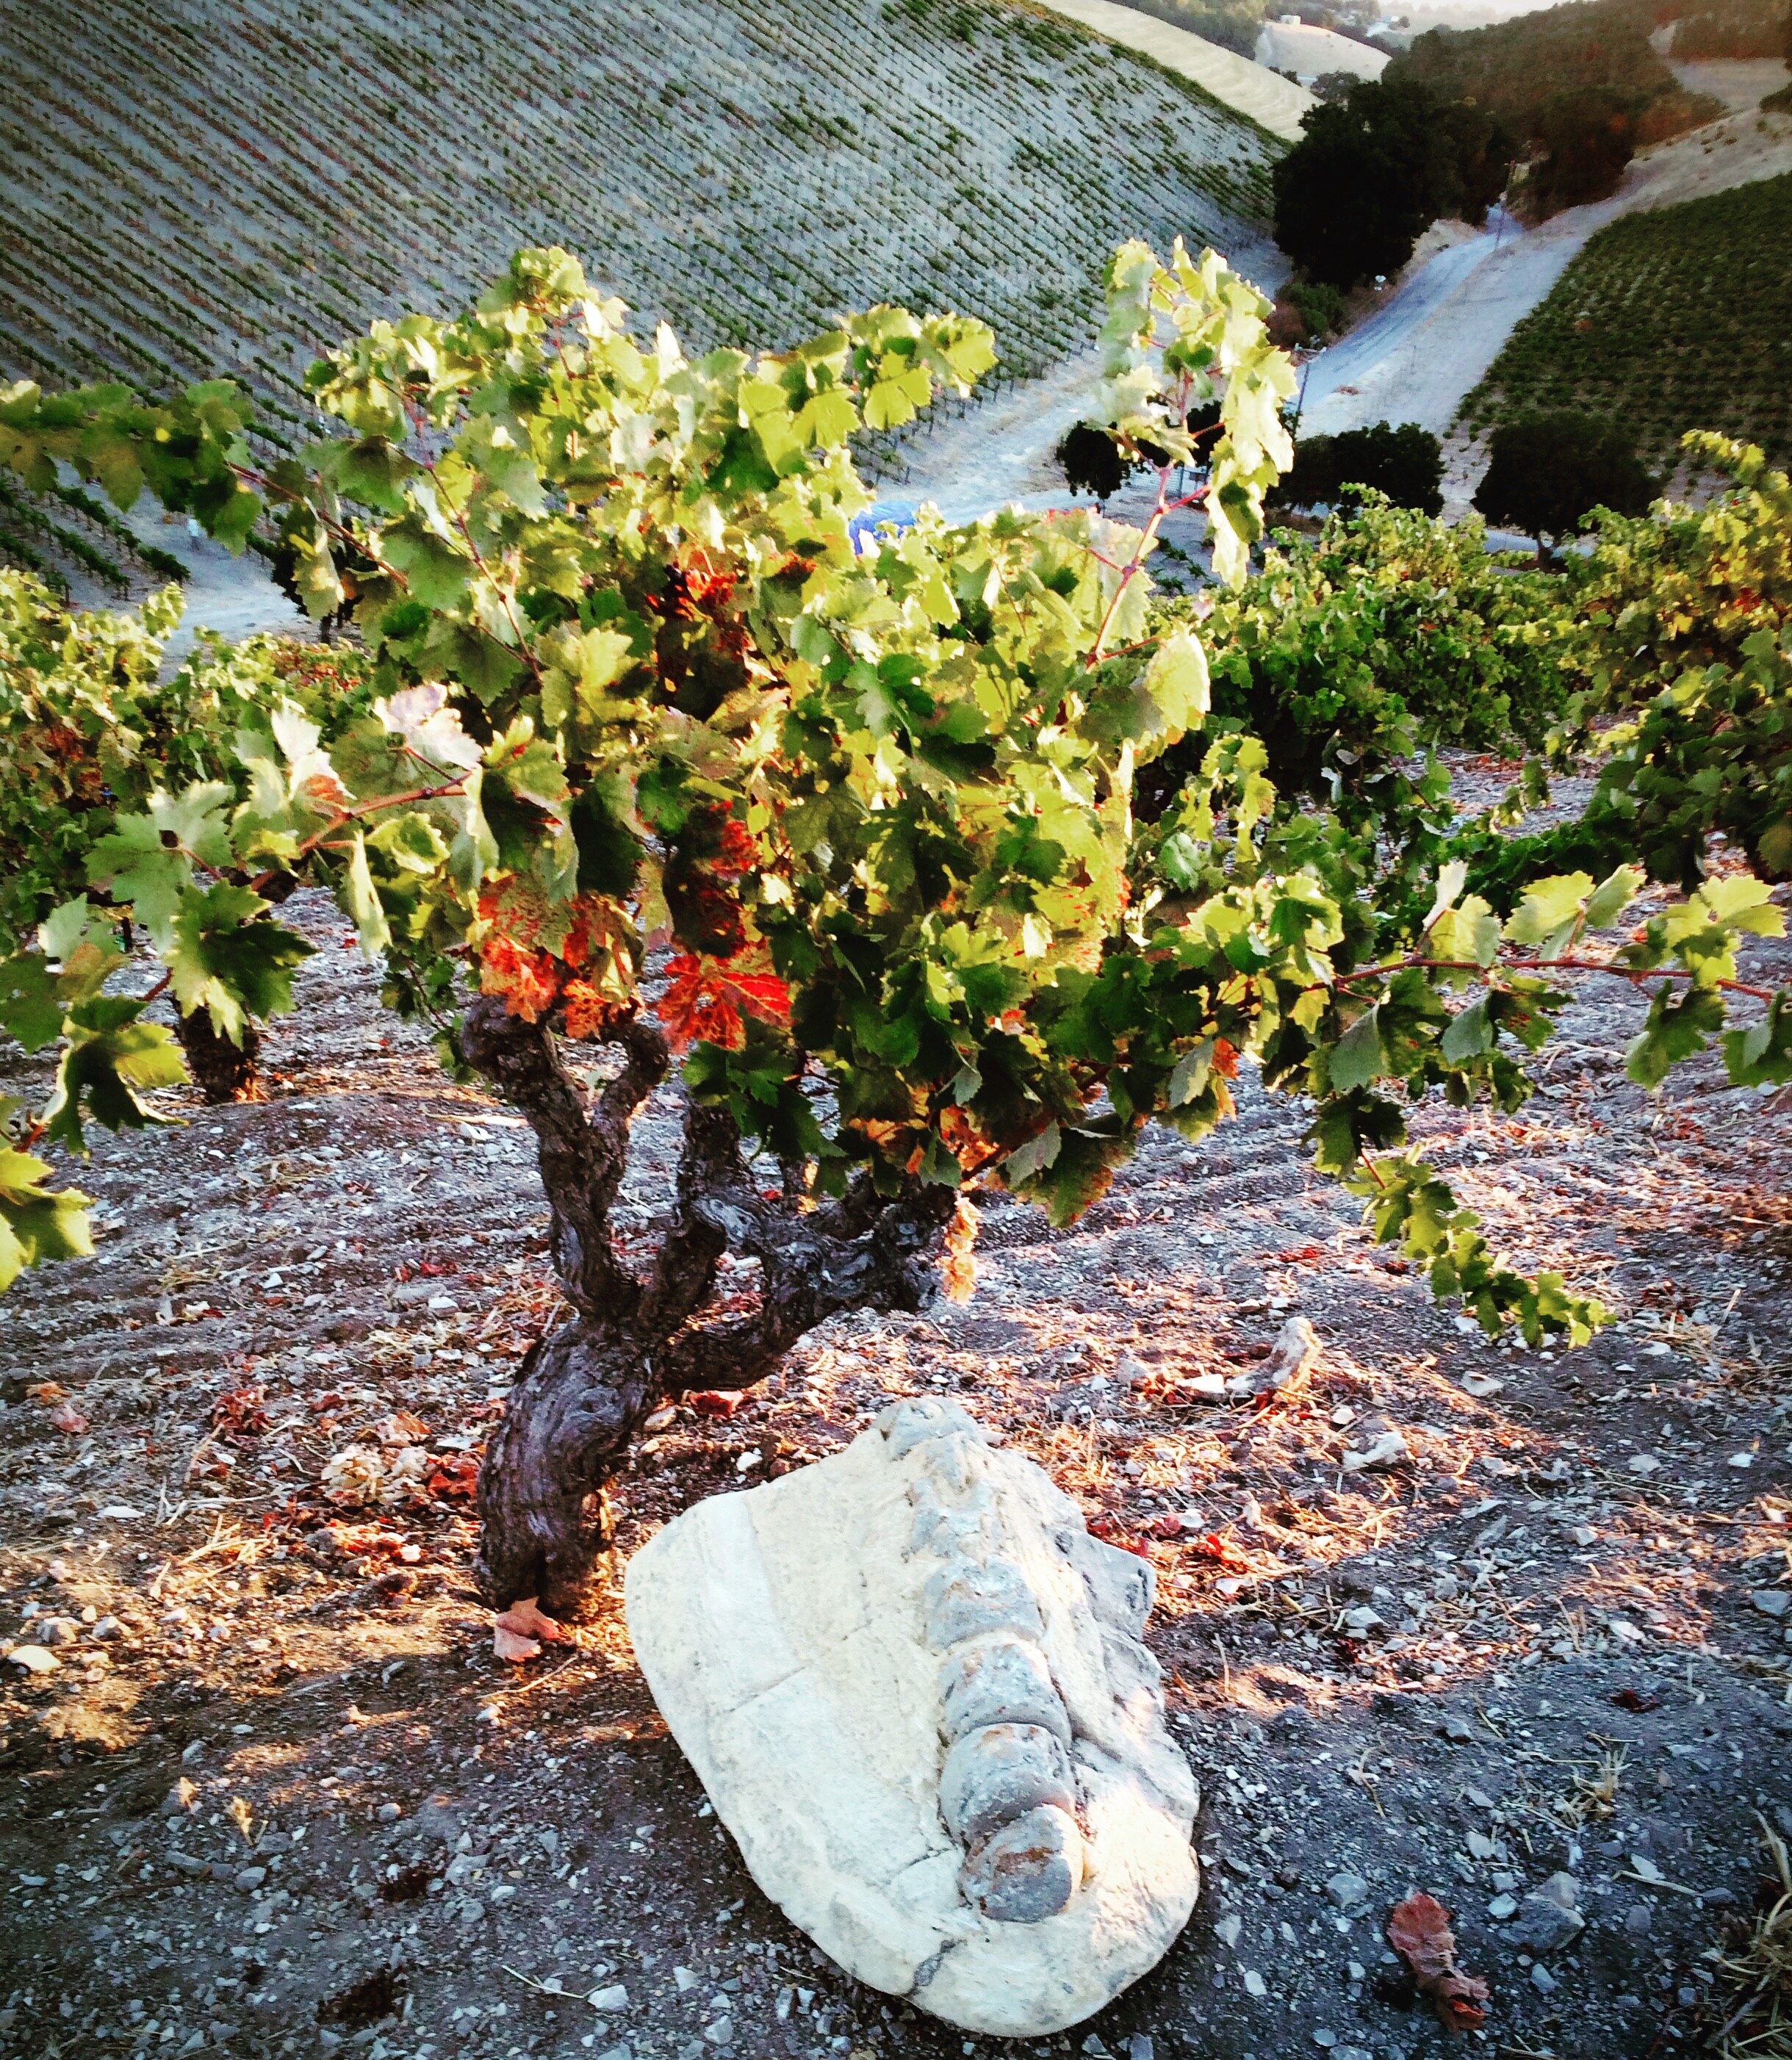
[[1270, 278, 1348, 348], [1147, 495, 1566, 840], [1464, 435, 1792, 917], [0, 249, 1785, 1356], [0, 572, 375, 954]]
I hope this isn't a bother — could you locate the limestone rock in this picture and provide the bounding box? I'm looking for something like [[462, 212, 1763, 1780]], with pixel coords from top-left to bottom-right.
[[625, 1398, 1199, 2036]]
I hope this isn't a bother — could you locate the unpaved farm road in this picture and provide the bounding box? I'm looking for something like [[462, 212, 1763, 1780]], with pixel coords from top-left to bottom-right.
[[1296, 68, 1792, 444]]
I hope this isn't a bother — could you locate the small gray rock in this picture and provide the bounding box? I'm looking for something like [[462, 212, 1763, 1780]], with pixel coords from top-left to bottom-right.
[[1536, 1870, 1581, 1912], [1531, 1963, 1558, 1994], [1624, 1903, 1653, 1935], [1507, 1890, 1585, 1954], [1750, 1588, 1791, 1620], [1326, 1871, 1370, 1911], [233, 1866, 267, 1892], [589, 1984, 629, 2014], [167, 1851, 208, 1877]]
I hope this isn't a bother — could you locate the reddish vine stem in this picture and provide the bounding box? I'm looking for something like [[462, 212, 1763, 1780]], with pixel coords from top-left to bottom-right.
[[1087, 367, 1195, 665], [1334, 954, 1777, 1004], [242, 779, 470, 894]]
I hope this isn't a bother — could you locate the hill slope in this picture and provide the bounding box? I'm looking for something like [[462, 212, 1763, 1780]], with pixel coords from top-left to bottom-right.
[[0, 0, 1278, 462], [1460, 168, 1792, 469], [1389, 0, 1724, 134]]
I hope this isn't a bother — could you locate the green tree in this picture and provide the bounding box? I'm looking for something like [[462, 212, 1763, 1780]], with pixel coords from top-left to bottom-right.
[[1054, 421, 1131, 500], [1273, 80, 1458, 289], [1518, 85, 1638, 215], [1473, 411, 1656, 558], [1273, 422, 1444, 515]]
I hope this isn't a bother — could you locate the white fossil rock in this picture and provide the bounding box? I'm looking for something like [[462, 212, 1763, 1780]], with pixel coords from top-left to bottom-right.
[[625, 1398, 1199, 2037]]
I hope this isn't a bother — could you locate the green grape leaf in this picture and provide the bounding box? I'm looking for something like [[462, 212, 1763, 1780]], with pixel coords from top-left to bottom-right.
[[170, 885, 315, 1042], [1428, 895, 1500, 972], [1001, 1121, 1062, 1187], [0, 954, 64, 1054], [40, 898, 129, 1004], [1328, 1005, 1385, 1093], [794, 387, 859, 449], [344, 830, 392, 959], [87, 784, 234, 947], [1140, 628, 1210, 736], [0, 1147, 93, 1292], [1723, 990, 1792, 1087], [1624, 985, 1727, 1090], [1583, 863, 1644, 932], [1505, 872, 1593, 957], [1441, 992, 1494, 1063], [40, 998, 187, 1154], [367, 811, 450, 875]]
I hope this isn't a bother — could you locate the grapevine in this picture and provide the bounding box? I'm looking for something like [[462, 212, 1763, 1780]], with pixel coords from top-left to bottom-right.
[[0, 248, 1785, 1615]]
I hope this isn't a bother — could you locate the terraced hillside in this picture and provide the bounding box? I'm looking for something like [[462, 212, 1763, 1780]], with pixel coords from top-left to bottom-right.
[[0, 0, 1278, 467], [1461, 169, 1792, 469]]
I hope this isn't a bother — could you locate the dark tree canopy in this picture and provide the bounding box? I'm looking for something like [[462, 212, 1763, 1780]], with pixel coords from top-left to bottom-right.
[[1056, 402, 1226, 500], [1272, 79, 1459, 289], [1274, 421, 1445, 516], [1389, 0, 1710, 139], [1521, 86, 1640, 213], [1472, 411, 1657, 548], [1055, 421, 1131, 500], [1439, 98, 1518, 223]]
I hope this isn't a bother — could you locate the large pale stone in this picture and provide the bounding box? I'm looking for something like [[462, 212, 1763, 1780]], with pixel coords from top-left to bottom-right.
[[625, 1399, 1199, 2036]]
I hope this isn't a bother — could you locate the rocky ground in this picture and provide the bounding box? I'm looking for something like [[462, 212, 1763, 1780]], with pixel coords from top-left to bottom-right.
[[1, 865, 1789, 2060]]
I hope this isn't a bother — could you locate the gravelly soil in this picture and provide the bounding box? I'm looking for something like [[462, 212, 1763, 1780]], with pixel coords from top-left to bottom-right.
[[1, 872, 1789, 2060]]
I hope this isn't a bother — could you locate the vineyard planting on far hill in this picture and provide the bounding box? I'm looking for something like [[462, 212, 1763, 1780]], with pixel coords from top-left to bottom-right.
[[0, 0, 1275, 491], [1461, 170, 1792, 469]]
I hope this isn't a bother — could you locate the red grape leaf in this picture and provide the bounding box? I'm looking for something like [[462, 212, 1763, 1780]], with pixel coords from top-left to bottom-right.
[[1387, 1892, 1490, 2031]]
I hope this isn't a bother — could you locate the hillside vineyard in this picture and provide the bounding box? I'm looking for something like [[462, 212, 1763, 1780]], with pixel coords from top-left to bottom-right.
[[0, 0, 1277, 453]]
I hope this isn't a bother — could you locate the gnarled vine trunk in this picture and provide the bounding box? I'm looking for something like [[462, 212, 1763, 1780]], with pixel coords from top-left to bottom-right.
[[461, 996, 959, 1616], [174, 1007, 261, 1103]]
